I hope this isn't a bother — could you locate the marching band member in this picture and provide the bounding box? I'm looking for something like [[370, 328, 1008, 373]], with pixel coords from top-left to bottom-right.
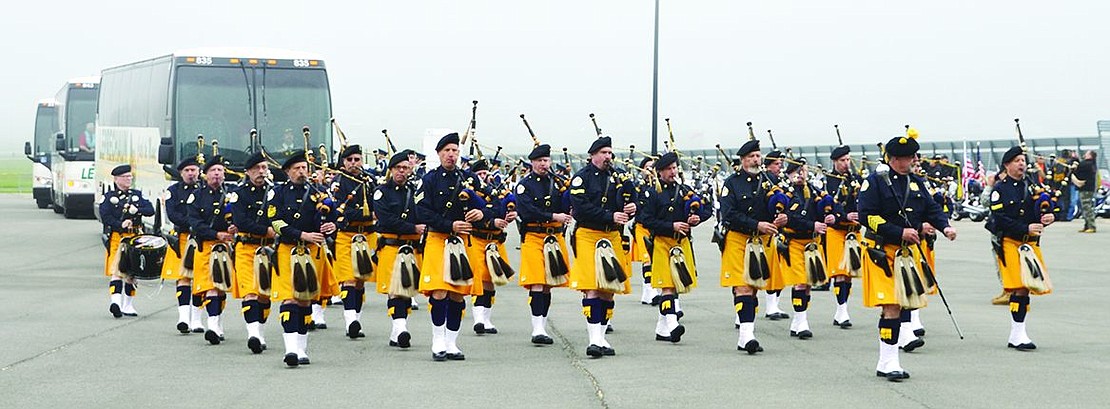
[[230, 152, 275, 354], [632, 156, 661, 306], [186, 156, 237, 345], [270, 151, 336, 367], [719, 139, 783, 354], [780, 158, 834, 340], [417, 133, 493, 361], [824, 145, 863, 328], [101, 164, 155, 318], [761, 149, 790, 321], [638, 152, 712, 343], [858, 131, 956, 381], [515, 144, 572, 345], [568, 136, 637, 358], [162, 157, 203, 333], [466, 159, 515, 335], [987, 146, 1055, 350], [332, 145, 377, 339], [374, 151, 426, 349]]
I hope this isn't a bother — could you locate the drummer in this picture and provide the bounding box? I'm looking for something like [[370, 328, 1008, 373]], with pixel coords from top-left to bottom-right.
[[100, 164, 155, 318]]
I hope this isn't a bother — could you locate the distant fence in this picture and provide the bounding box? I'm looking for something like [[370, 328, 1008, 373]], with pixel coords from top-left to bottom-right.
[[0, 152, 31, 193]]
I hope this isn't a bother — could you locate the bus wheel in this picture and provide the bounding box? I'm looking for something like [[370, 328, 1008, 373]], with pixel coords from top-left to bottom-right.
[[36, 197, 50, 209]]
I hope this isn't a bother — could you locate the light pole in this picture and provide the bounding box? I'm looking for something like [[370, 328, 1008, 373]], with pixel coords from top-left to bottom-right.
[[651, 0, 660, 155]]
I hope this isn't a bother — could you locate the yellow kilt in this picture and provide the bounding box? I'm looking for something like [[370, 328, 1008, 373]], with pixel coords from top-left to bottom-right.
[[569, 227, 631, 294], [921, 237, 938, 295], [465, 232, 511, 290], [374, 234, 424, 295], [232, 242, 260, 299], [780, 237, 813, 287], [192, 240, 233, 295], [160, 233, 190, 281], [104, 232, 136, 277], [318, 247, 340, 299], [996, 237, 1052, 295], [824, 228, 856, 279], [720, 231, 778, 288], [631, 224, 652, 263], [270, 242, 325, 302], [650, 235, 697, 293], [518, 229, 570, 288], [861, 240, 927, 308], [419, 231, 479, 296], [334, 230, 375, 284]]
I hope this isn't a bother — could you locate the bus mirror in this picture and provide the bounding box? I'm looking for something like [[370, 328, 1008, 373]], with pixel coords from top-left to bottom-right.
[[54, 133, 66, 152], [158, 138, 175, 165], [24, 141, 31, 156]]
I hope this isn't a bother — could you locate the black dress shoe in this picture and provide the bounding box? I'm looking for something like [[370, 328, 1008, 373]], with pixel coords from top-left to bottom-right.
[[669, 325, 685, 343], [876, 370, 910, 381], [766, 312, 789, 320], [738, 339, 763, 355], [177, 322, 190, 334], [347, 321, 365, 339], [316, 323, 327, 330], [833, 320, 853, 328], [601, 346, 615, 356], [483, 327, 498, 335], [432, 351, 448, 361], [205, 330, 221, 345], [812, 284, 830, 291], [676, 311, 685, 320], [1008, 342, 1037, 351], [122, 312, 138, 317], [192, 328, 205, 334], [248, 337, 263, 354], [473, 323, 486, 334], [298, 356, 311, 365], [531, 334, 554, 345], [397, 331, 411, 348], [306, 322, 317, 332], [900, 338, 925, 352], [605, 324, 614, 334], [110, 304, 122, 319], [790, 330, 813, 340], [284, 353, 300, 367], [445, 352, 466, 361], [913, 328, 925, 337], [586, 344, 604, 358]]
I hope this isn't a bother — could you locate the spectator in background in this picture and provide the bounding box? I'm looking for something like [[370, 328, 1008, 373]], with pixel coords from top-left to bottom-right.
[[78, 122, 95, 152], [1072, 150, 1099, 233]]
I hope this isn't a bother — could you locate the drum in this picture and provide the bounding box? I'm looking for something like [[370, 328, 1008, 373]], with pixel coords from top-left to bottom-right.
[[123, 235, 168, 280]]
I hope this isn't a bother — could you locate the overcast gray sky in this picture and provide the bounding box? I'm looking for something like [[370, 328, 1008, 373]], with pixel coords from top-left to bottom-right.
[[3, 0, 1108, 155]]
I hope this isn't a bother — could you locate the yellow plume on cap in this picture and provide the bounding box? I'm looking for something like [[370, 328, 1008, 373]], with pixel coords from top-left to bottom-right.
[[905, 127, 919, 140]]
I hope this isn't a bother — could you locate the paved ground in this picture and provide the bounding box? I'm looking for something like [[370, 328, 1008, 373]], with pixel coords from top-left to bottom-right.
[[1, 192, 1107, 408]]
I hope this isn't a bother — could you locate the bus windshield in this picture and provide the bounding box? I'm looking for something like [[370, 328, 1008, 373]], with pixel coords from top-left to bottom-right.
[[175, 66, 255, 165], [34, 106, 58, 155], [67, 88, 97, 153], [256, 68, 331, 164], [175, 66, 331, 166]]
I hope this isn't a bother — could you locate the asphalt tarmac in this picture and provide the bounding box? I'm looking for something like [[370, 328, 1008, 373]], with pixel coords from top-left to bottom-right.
[[1, 193, 1107, 408]]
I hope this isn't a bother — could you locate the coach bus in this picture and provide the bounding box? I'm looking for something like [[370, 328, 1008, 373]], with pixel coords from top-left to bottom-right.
[[50, 77, 99, 218], [94, 47, 333, 228], [24, 99, 59, 209]]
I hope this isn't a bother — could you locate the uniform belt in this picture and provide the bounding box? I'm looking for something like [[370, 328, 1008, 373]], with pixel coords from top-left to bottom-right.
[[575, 221, 622, 232], [782, 231, 813, 240], [727, 226, 757, 236], [236, 234, 267, 245], [521, 225, 566, 234], [470, 230, 508, 242], [341, 223, 375, 233]]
